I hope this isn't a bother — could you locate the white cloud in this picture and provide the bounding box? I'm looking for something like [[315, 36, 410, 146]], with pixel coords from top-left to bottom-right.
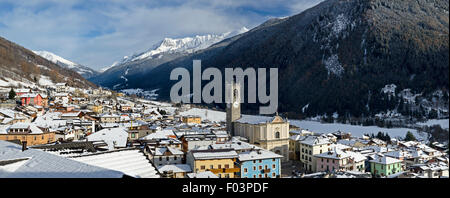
[[0, 0, 323, 70]]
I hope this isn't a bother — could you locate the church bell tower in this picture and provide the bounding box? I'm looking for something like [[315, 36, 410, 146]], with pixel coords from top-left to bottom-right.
[[226, 82, 241, 136]]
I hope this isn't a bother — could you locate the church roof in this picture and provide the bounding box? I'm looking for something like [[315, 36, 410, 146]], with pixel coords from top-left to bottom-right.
[[235, 115, 287, 125]]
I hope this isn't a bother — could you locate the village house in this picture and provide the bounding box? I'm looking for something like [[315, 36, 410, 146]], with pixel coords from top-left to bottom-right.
[[181, 115, 201, 124], [315, 149, 366, 173], [14, 88, 31, 97], [370, 155, 403, 177], [238, 149, 283, 178], [186, 149, 240, 178], [56, 83, 68, 93], [20, 93, 43, 106], [157, 164, 192, 178], [0, 109, 31, 125], [150, 146, 184, 167], [99, 113, 120, 123], [121, 121, 151, 140], [178, 132, 218, 153], [299, 135, 333, 172], [0, 122, 55, 146]]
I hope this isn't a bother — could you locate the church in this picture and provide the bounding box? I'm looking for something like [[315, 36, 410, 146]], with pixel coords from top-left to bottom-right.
[[226, 83, 290, 162]]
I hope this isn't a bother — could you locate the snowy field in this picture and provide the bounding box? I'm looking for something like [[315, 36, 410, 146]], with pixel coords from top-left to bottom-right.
[[179, 108, 226, 123], [416, 119, 449, 129], [289, 120, 427, 141], [178, 108, 428, 140]]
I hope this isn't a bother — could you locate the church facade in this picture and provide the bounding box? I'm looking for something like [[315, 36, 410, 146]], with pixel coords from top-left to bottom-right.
[[226, 82, 289, 162]]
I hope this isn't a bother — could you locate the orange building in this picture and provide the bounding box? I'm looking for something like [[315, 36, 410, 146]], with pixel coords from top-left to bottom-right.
[[0, 123, 55, 146]]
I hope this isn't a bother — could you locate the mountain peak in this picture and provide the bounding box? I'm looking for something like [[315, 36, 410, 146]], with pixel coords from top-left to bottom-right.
[[33, 50, 99, 78], [103, 27, 249, 72]]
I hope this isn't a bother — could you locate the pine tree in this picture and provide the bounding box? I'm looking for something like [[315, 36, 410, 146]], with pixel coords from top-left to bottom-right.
[[404, 131, 416, 141], [8, 88, 16, 100]]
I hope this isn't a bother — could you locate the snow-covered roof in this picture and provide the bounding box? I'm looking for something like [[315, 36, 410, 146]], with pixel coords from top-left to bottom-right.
[[157, 164, 192, 173], [0, 140, 123, 178], [187, 171, 218, 178], [140, 129, 175, 140], [20, 93, 39, 98], [71, 149, 159, 178], [300, 135, 332, 146], [86, 128, 128, 150], [154, 147, 184, 156], [370, 155, 402, 164], [191, 149, 238, 160], [238, 149, 283, 161], [315, 148, 350, 160], [235, 115, 287, 125]]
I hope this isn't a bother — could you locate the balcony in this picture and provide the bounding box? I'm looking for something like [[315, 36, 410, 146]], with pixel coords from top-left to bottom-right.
[[209, 167, 241, 174]]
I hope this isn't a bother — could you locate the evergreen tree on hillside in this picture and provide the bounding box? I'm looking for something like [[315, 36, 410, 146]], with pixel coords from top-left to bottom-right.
[[404, 131, 417, 141], [8, 88, 15, 100]]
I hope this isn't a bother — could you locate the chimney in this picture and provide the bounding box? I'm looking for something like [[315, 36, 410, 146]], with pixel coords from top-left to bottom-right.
[[22, 141, 27, 152]]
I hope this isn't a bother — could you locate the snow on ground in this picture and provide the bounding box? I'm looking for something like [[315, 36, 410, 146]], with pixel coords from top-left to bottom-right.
[[179, 108, 226, 123], [38, 75, 54, 86], [416, 119, 449, 129], [177, 107, 427, 140], [323, 54, 344, 76], [290, 120, 427, 141]]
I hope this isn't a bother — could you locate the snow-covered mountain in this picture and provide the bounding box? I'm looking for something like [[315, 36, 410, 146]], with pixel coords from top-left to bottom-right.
[[0, 36, 95, 89], [100, 27, 249, 73], [33, 51, 99, 79], [92, 27, 249, 89]]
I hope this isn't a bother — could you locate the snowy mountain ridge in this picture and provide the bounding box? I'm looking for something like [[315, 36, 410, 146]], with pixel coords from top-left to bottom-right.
[[33, 50, 99, 78], [101, 27, 249, 73]]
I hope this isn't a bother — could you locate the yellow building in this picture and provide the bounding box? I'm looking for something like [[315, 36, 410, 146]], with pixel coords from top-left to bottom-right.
[[299, 135, 332, 172], [92, 105, 103, 114], [181, 116, 201, 124], [233, 115, 290, 162], [187, 149, 240, 178]]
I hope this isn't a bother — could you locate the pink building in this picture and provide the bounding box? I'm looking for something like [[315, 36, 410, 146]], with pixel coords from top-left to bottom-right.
[[315, 149, 366, 172]]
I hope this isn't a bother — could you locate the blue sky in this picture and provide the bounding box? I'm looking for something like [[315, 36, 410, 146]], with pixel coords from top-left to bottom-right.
[[0, 0, 323, 70]]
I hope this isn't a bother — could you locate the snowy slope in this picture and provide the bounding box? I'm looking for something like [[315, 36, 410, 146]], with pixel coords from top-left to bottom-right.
[[33, 51, 99, 78]]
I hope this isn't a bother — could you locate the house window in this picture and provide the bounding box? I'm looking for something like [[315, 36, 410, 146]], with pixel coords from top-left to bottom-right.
[[272, 173, 276, 177], [210, 165, 214, 169], [225, 164, 230, 169], [259, 166, 262, 170], [200, 165, 206, 170], [218, 165, 222, 169], [244, 168, 248, 173], [272, 164, 276, 169]]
